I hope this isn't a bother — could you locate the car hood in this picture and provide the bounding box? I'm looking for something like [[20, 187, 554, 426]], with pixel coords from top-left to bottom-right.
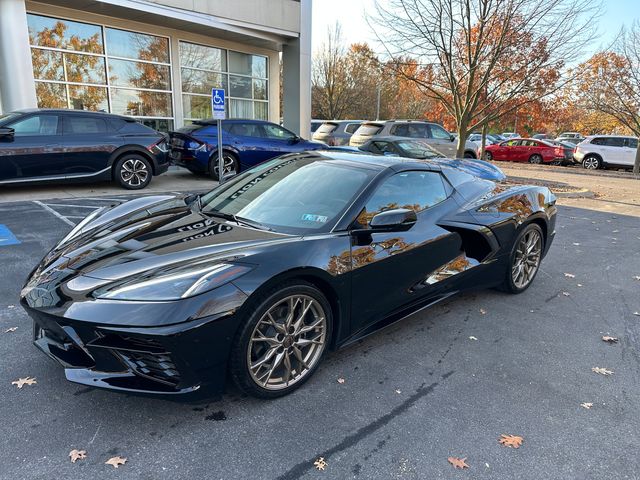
[[34, 195, 296, 283]]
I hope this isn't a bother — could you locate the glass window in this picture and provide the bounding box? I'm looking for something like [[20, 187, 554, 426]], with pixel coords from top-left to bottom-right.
[[181, 69, 227, 95], [7, 114, 59, 136], [254, 102, 268, 121], [106, 28, 169, 63], [345, 123, 361, 134], [362, 171, 448, 223], [64, 52, 106, 84], [226, 122, 263, 137], [229, 75, 252, 98], [64, 116, 108, 134], [31, 49, 64, 81], [251, 55, 267, 78], [139, 118, 173, 133], [35, 82, 67, 108], [68, 85, 108, 111], [626, 138, 638, 149], [179, 42, 226, 71], [603, 137, 625, 147], [108, 59, 170, 90], [111, 88, 172, 117], [27, 14, 103, 53], [229, 98, 253, 118], [228, 51, 252, 76], [429, 124, 452, 140], [182, 94, 212, 119], [253, 79, 268, 100], [355, 124, 383, 136], [262, 124, 296, 140], [372, 141, 399, 155], [316, 123, 338, 134]]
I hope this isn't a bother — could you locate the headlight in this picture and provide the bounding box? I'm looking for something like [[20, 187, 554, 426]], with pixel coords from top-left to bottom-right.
[[92, 262, 251, 301]]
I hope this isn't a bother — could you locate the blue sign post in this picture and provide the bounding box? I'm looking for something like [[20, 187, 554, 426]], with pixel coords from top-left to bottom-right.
[[211, 88, 226, 184]]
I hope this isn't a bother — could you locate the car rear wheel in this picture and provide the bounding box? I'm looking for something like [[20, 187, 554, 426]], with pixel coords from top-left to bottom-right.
[[582, 155, 602, 170], [485, 151, 493, 161], [114, 154, 152, 190], [210, 152, 239, 181], [229, 281, 332, 398], [529, 154, 543, 164], [499, 223, 544, 294]]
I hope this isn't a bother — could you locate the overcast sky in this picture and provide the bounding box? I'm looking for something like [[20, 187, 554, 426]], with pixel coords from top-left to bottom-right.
[[312, 0, 640, 55]]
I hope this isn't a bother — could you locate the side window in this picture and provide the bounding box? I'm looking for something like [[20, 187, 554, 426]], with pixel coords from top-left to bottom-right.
[[506, 140, 520, 147], [391, 124, 410, 137], [429, 124, 451, 140], [345, 123, 360, 134], [64, 116, 108, 134], [373, 142, 399, 155], [406, 124, 428, 138], [604, 137, 625, 147], [626, 138, 638, 149], [261, 124, 296, 140], [7, 115, 59, 136], [359, 171, 448, 225], [228, 122, 262, 137]]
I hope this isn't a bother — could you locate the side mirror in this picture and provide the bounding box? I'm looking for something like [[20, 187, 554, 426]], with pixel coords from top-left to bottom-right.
[[369, 208, 417, 232], [0, 127, 15, 138], [450, 134, 455, 142]]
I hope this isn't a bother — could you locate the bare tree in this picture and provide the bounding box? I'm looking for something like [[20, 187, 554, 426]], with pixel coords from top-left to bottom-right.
[[576, 22, 640, 175], [312, 23, 351, 119], [369, 0, 601, 157]]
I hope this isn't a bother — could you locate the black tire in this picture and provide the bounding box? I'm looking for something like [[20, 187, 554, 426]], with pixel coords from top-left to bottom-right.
[[114, 154, 152, 190], [463, 151, 476, 159], [229, 281, 333, 399], [210, 151, 239, 181], [582, 155, 602, 170], [485, 151, 493, 161], [498, 223, 545, 294], [529, 154, 543, 164]]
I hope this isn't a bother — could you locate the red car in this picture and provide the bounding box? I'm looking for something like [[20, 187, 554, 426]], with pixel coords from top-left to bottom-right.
[[484, 138, 565, 164]]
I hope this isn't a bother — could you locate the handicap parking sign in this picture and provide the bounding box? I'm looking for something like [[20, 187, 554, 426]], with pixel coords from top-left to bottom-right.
[[211, 89, 226, 120]]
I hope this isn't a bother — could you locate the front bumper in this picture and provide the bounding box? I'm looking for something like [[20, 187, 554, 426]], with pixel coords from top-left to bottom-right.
[[23, 300, 242, 397]]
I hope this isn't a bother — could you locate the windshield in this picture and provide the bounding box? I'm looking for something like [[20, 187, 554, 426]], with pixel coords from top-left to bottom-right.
[[316, 123, 337, 134], [0, 112, 22, 125], [355, 124, 383, 136], [200, 156, 374, 234], [396, 140, 443, 159]]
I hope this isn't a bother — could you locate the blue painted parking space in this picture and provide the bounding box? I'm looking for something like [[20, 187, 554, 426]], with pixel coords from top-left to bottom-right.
[[0, 224, 20, 246]]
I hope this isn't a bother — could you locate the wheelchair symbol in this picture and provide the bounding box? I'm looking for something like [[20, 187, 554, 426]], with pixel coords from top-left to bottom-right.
[[212, 91, 223, 105]]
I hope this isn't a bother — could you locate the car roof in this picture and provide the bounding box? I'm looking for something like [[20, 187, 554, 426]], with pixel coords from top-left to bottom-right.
[[364, 135, 427, 143], [586, 134, 637, 139], [313, 150, 442, 172], [193, 118, 273, 125], [11, 108, 137, 121]]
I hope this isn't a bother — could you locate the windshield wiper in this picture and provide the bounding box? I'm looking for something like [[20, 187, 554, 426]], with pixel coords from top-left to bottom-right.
[[201, 210, 272, 231]]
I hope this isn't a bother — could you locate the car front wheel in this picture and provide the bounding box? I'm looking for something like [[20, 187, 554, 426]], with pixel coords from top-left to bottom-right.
[[499, 223, 544, 294], [114, 154, 152, 190], [529, 154, 543, 164], [229, 281, 332, 398], [582, 155, 602, 170]]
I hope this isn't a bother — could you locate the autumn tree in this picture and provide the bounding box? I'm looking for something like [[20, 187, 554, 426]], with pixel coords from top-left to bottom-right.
[[370, 0, 601, 157], [574, 22, 640, 174]]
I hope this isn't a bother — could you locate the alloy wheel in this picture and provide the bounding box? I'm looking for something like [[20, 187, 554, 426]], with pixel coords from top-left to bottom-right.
[[583, 157, 599, 169], [511, 229, 542, 289], [213, 154, 238, 179], [247, 294, 327, 390], [120, 158, 149, 187], [529, 154, 543, 164]]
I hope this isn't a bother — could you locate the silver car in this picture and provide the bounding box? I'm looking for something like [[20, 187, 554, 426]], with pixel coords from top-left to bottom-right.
[[349, 120, 478, 158], [312, 120, 363, 146]]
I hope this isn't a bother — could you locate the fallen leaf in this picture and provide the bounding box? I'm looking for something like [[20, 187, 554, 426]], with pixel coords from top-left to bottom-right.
[[4, 327, 17, 333], [314, 457, 327, 471], [448, 457, 469, 469], [11, 377, 36, 389], [69, 449, 87, 463], [564, 273, 575, 278], [592, 367, 613, 376], [105, 456, 127, 468], [572, 242, 581, 246], [469, 336, 478, 341], [395, 389, 402, 394], [602, 336, 619, 344], [479, 308, 487, 315], [580, 402, 593, 409], [499, 434, 523, 448], [562, 292, 571, 297], [577, 284, 583, 287], [7, 305, 15, 309], [612, 230, 620, 233], [337, 377, 345, 384]]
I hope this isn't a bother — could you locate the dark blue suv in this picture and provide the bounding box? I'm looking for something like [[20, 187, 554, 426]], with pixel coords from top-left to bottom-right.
[[169, 119, 326, 180], [0, 109, 169, 189]]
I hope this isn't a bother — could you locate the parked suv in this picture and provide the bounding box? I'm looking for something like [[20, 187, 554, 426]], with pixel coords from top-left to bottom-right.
[[573, 135, 638, 170], [169, 119, 325, 180], [0, 109, 169, 189], [349, 120, 477, 158], [556, 132, 584, 144], [312, 120, 363, 146]]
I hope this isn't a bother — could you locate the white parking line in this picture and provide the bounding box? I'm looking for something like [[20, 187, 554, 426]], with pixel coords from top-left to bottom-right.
[[43, 204, 102, 209], [33, 201, 75, 227]]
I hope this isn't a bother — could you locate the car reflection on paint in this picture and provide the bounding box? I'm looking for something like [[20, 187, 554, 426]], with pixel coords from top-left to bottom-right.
[[21, 151, 556, 399]]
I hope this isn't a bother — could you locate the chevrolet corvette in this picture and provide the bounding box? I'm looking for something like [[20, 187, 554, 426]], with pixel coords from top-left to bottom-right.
[[21, 151, 556, 398]]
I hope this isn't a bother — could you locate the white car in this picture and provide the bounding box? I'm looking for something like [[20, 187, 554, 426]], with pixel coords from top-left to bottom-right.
[[573, 135, 638, 170], [502, 132, 520, 139], [468, 133, 494, 148], [556, 132, 585, 145]]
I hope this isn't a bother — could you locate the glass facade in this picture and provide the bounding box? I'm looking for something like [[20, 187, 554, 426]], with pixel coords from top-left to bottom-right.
[[27, 13, 271, 131], [180, 41, 268, 122]]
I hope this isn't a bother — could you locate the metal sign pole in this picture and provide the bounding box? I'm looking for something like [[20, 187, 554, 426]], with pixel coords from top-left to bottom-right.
[[217, 119, 224, 184]]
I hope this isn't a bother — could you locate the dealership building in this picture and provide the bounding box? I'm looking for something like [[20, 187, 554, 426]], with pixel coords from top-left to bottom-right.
[[0, 0, 311, 135]]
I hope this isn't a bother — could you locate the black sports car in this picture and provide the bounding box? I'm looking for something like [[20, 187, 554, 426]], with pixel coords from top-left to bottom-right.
[[21, 151, 557, 399]]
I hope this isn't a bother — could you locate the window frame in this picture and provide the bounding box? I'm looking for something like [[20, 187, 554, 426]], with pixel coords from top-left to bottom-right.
[[6, 113, 62, 136]]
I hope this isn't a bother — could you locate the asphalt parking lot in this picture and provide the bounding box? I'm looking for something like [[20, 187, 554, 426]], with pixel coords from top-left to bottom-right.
[[1, 192, 639, 479]]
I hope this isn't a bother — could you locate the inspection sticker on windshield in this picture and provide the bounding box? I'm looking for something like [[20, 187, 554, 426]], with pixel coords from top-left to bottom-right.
[[301, 214, 328, 223], [0, 225, 20, 247]]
